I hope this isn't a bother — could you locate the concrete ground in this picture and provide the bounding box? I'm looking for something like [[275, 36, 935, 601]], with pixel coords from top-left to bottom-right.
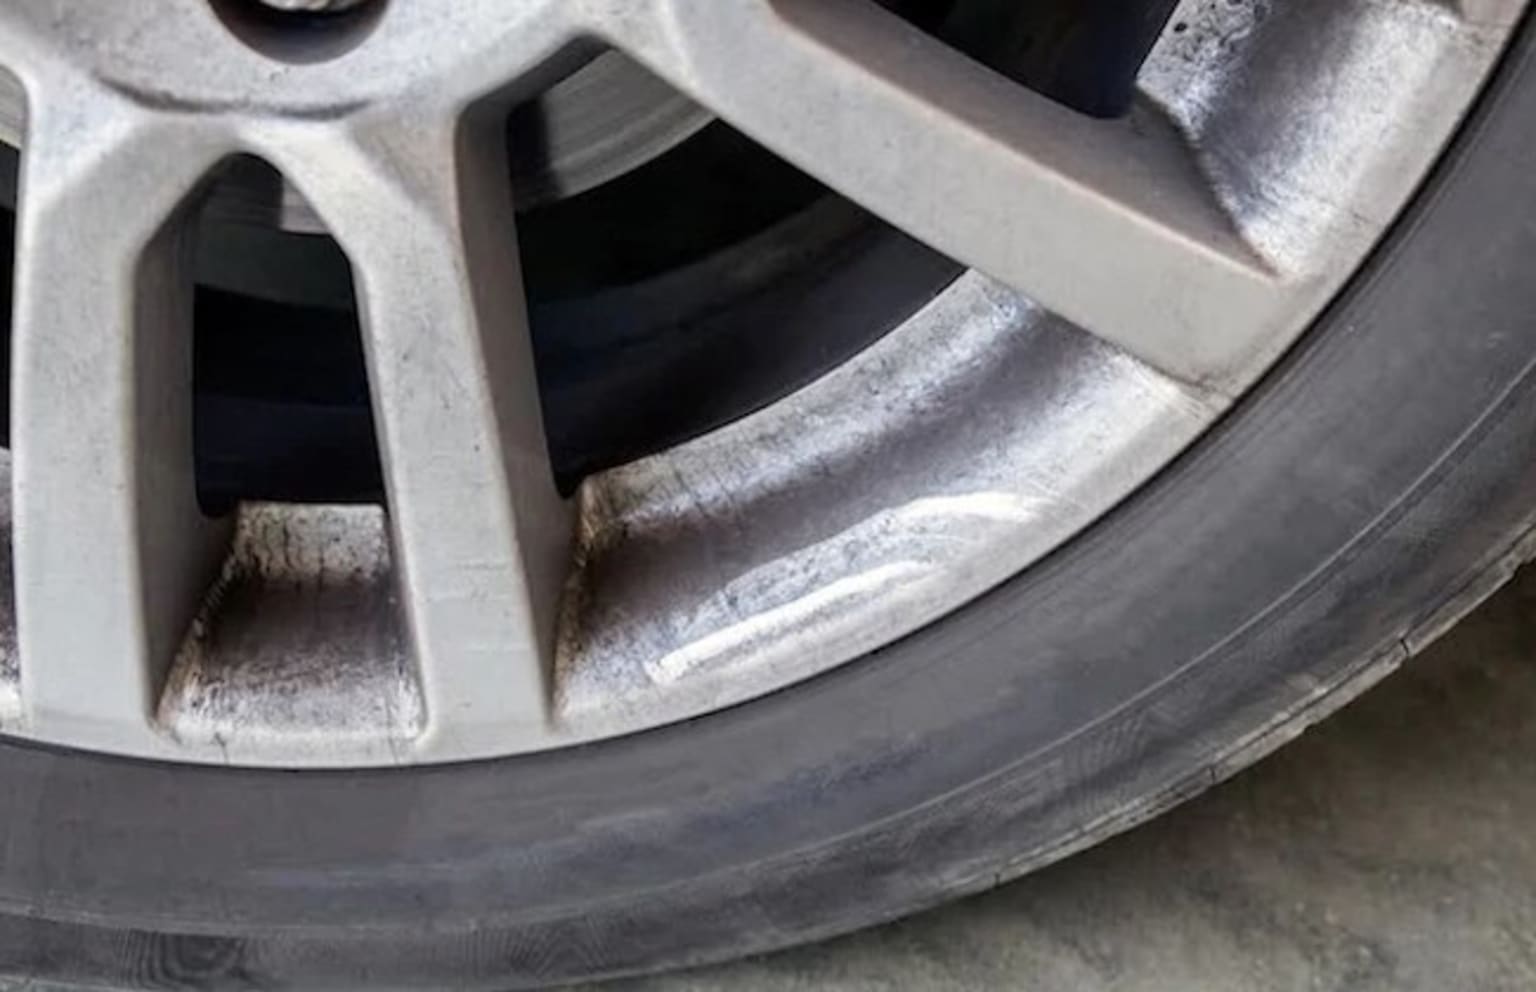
[[598, 570, 1536, 992]]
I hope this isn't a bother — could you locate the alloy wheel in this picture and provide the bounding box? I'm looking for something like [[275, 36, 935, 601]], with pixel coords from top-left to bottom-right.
[[0, 0, 1522, 767]]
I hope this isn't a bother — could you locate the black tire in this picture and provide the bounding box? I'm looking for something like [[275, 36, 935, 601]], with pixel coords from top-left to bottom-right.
[[4, 13, 1536, 992]]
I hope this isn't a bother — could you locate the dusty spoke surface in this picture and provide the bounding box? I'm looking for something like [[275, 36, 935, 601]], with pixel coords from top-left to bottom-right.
[[261, 107, 570, 754], [10, 83, 233, 745]]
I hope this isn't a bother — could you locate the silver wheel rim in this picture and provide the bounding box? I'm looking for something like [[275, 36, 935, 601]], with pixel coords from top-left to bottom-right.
[[0, 0, 1523, 767]]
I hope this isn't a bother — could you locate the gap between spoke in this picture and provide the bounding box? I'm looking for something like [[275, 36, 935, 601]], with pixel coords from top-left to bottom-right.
[[594, 0, 1287, 393]]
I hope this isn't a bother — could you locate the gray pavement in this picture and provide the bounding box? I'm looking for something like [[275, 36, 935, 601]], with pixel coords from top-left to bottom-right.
[[600, 569, 1536, 991]]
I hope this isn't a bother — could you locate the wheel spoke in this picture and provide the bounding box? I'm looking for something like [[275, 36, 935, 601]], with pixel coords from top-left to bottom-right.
[[596, 0, 1285, 391], [260, 106, 570, 752], [10, 87, 233, 743], [0, 8, 47, 80]]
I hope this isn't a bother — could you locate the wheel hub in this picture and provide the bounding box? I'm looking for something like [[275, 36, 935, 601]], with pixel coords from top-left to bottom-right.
[[5, 0, 568, 115], [254, 0, 377, 11], [0, 3, 710, 224]]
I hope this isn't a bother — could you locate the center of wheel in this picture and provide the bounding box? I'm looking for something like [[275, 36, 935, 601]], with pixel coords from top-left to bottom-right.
[[209, 0, 388, 63], [254, 0, 377, 10], [0, 0, 577, 122]]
